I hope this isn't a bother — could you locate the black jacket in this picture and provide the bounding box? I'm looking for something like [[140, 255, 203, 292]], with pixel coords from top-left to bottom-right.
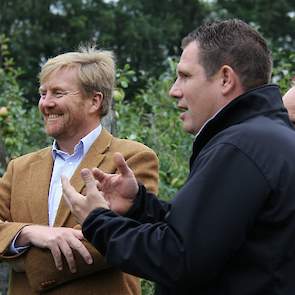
[[83, 85, 295, 294]]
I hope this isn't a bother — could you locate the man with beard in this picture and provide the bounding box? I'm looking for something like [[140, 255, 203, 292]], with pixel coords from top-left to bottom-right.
[[0, 46, 158, 294]]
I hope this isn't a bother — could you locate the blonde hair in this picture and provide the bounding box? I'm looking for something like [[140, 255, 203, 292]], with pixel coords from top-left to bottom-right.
[[39, 46, 115, 117]]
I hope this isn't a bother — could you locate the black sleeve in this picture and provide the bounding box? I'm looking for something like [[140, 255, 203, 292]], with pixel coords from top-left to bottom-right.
[[82, 143, 270, 288], [124, 184, 171, 223]]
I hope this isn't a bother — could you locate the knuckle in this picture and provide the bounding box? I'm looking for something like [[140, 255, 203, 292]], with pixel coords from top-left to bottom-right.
[[76, 242, 83, 249], [65, 250, 73, 258]]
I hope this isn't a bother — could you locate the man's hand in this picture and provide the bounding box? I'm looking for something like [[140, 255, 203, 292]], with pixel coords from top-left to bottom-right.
[[16, 225, 93, 273], [92, 152, 139, 214], [62, 168, 110, 224]]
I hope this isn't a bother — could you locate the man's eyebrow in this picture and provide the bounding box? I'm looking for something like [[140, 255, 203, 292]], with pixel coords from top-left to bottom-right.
[[177, 68, 190, 76], [39, 86, 65, 92]]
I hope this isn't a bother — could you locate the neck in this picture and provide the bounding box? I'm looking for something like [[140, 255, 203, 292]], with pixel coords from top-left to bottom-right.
[[56, 123, 100, 154], [56, 140, 78, 155]]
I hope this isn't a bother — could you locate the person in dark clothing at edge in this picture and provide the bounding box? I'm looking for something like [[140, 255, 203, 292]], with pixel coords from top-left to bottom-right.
[[61, 19, 295, 295]]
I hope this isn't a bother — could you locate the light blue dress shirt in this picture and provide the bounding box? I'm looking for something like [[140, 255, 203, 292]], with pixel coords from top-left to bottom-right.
[[48, 125, 102, 225], [10, 124, 102, 253]]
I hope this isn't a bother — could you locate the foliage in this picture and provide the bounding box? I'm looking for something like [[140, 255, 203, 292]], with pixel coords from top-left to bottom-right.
[[141, 278, 155, 295], [0, 34, 49, 174], [0, 0, 209, 102], [114, 58, 194, 295], [115, 59, 193, 199], [0, 5, 295, 291], [214, 0, 295, 49], [272, 48, 295, 93], [1, 0, 295, 106]]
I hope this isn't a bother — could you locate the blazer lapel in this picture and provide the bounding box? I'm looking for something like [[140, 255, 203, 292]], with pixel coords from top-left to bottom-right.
[[29, 148, 53, 225], [54, 129, 113, 227]]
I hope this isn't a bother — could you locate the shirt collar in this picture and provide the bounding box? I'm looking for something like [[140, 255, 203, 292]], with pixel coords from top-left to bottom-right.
[[51, 124, 102, 160]]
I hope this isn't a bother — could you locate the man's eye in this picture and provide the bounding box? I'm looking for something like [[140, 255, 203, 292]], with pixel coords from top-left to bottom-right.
[[55, 91, 65, 98], [181, 73, 189, 78], [178, 72, 189, 79], [40, 92, 46, 98]]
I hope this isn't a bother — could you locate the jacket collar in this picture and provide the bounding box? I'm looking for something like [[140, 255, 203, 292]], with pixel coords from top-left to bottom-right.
[[54, 128, 113, 226], [28, 128, 113, 225], [190, 84, 285, 167]]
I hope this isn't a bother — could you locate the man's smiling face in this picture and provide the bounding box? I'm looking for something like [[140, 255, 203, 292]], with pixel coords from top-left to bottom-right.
[[38, 66, 90, 142]]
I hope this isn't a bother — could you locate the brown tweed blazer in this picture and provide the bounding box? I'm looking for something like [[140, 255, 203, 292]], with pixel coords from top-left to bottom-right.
[[0, 128, 159, 295]]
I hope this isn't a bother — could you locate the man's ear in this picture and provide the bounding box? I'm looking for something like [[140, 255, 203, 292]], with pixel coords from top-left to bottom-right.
[[220, 65, 235, 95], [218, 65, 245, 104], [89, 91, 103, 114]]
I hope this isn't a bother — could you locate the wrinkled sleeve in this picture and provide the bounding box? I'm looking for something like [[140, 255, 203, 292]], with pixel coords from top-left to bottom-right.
[[82, 143, 270, 288], [0, 160, 31, 258], [24, 146, 160, 291], [125, 184, 170, 223]]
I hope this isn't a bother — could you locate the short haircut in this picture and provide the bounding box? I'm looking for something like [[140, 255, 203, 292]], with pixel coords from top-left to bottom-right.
[[39, 46, 115, 118], [182, 19, 272, 91]]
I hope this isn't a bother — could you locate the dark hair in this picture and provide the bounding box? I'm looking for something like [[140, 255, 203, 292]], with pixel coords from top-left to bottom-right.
[[182, 19, 272, 91]]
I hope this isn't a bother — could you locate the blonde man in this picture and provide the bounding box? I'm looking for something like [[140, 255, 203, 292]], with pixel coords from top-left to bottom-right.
[[0, 47, 159, 294]]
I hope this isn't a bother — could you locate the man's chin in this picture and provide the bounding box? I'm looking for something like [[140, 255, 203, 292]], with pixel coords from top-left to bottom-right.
[[182, 124, 198, 135], [44, 128, 62, 139]]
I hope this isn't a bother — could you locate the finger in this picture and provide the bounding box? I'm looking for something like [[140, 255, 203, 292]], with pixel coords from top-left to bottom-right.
[[50, 245, 63, 271], [71, 229, 84, 240], [92, 167, 108, 184], [68, 238, 93, 265], [101, 193, 111, 207], [80, 168, 100, 198], [101, 191, 109, 201], [113, 152, 132, 176], [59, 241, 77, 273], [95, 179, 102, 190], [61, 175, 76, 206]]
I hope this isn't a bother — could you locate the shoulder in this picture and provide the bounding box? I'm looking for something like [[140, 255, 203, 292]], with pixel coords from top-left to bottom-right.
[[99, 128, 157, 157], [110, 136, 158, 167], [8, 147, 51, 167], [111, 136, 155, 154], [198, 116, 295, 188], [217, 115, 295, 152]]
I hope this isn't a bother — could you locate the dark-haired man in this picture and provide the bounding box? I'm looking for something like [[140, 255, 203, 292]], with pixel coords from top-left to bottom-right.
[[63, 20, 295, 295]]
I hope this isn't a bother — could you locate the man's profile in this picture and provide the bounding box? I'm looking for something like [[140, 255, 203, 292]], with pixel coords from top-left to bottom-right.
[[0, 46, 159, 294], [63, 20, 295, 295]]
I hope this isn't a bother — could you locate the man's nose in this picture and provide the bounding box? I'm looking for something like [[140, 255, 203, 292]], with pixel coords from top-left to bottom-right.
[[169, 83, 182, 98], [39, 93, 56, 108]]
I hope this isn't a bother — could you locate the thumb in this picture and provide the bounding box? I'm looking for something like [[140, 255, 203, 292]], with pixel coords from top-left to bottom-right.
[[92, 167, 107, 184], [80, 169, 98, 197], [114, 152, 132, 176]]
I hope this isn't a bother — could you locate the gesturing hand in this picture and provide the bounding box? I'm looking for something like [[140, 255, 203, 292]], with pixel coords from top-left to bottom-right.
[[16, 225, 93, 273], [92, 152, 139, 215], [62, 168, 110, 224]]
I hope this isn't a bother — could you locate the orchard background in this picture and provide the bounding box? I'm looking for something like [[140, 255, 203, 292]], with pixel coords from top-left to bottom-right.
[[0, 1, 294, 294]]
